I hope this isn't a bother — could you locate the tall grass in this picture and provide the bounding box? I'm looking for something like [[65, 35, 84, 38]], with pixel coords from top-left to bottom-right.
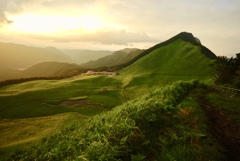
[[5, 80, 223, 160]]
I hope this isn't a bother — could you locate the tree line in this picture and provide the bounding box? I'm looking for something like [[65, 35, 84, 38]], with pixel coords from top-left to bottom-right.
[[212, 53, 240, 88]]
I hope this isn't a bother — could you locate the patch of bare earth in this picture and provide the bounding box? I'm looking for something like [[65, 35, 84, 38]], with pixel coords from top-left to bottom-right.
[[198, 95, 240, 161], [60, 100, 98, 107]]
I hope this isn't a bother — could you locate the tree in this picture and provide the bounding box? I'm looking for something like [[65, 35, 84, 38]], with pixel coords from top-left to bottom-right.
[[233, 53, 240, 87], [212, 56, 236, 85]]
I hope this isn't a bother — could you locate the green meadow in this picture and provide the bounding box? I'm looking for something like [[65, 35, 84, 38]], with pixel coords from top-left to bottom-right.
[[0, 75, 124, 153]]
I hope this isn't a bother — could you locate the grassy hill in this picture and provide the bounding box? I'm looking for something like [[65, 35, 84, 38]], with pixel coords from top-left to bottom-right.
[[0, 62, 81, 82], [118, 35, 215, 97], [81, 48, 143, 68], [0, 43, 73, 69], [20, 62, 80, 78]]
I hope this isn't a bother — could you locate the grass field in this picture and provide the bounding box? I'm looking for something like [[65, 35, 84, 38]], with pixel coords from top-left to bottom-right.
[[0, 112, 86, 148], [0, 75, 123, 119], [0, 75, 125, 153]]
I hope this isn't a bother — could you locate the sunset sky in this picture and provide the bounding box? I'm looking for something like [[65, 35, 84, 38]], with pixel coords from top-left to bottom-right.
[[0, 0, 239, 56]]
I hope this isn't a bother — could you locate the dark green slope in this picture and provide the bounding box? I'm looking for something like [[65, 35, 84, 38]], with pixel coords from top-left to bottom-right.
[[120, 34, 216, 94], [81, 48, 143, 68]]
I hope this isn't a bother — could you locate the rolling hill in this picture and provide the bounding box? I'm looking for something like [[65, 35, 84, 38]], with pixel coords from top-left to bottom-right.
[[116, 32, 216, 70], [119, 32, 216, 96], [0, 43, 73, 69], [81, 48, 143, 68], [0, 62, 80, 82], [0, 75, 124, 152]]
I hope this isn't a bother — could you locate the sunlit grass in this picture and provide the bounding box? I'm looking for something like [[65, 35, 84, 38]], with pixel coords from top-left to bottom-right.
[[0, 112, 86, 148], [119, 40, 214, 92]]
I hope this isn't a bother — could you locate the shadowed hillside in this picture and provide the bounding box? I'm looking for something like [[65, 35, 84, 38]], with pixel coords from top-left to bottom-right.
[[62, 49, 113, 64], [0, 62, 80, 82], [81, 48, 143, 68]]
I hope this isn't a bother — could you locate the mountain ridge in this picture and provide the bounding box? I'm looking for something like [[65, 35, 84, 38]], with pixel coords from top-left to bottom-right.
[[0, 42, 72, 69], [119, 36, 216, 96], [116, 32, 216, 70]]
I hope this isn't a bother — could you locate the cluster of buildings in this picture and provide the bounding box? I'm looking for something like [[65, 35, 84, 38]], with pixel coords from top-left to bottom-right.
[[85, 70, 117, 76]]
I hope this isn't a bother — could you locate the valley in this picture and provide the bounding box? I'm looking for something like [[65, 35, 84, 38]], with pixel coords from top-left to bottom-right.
[[0, 32, 240, 160]]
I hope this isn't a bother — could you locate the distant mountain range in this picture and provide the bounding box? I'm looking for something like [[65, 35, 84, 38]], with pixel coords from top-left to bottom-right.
[[0, 42, 114, 70], [62, 49, 113, 64], [0, 43, 71, 69]]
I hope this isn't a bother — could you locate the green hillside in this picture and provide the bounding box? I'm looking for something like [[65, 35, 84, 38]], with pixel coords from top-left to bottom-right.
[[0, 62, 81, 82], [115, 32, 216, 70], [0, 76, 123, 119], [20, 62, 80, 78], [81, 48, 143, 68], [0, 75, 124, 150], [119, 38, 215, 97]]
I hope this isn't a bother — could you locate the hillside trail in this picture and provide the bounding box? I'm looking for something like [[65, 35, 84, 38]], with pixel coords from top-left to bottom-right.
[[198, 93, 240, 161]]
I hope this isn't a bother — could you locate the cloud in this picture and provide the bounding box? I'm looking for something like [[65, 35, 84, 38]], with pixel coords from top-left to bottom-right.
[[0, 0, 13, 26], [81, 29, 156, 45], [30, 28, 157, 45], [0, 0, 240, 55]]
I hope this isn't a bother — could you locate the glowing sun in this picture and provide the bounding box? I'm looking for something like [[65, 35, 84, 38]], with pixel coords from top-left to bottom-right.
[[6, 14, 106, 34]]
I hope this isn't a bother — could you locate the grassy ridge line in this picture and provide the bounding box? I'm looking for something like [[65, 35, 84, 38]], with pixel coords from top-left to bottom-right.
[[121, 40, 213, 76], [115, 32, 216, 70], [6, 80, 221, 160], [118, 39, 214, 99]]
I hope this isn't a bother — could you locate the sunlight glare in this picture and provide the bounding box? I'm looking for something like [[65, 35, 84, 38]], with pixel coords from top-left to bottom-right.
[[6, 14, 106, 34]]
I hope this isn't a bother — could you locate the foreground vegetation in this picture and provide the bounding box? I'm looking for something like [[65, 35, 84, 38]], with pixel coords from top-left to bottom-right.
[[2, 80, 227, 161]]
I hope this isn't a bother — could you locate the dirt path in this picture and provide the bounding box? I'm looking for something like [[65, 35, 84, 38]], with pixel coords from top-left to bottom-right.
[[198, 95, 240, 161]]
